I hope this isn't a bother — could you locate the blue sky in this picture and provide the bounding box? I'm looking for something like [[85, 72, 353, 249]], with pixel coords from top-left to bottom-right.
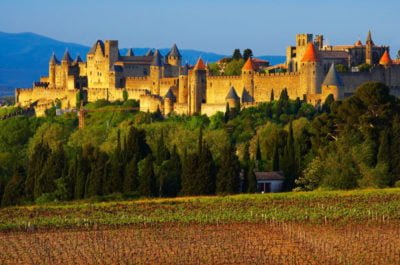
[[1, 0, 399, 55]]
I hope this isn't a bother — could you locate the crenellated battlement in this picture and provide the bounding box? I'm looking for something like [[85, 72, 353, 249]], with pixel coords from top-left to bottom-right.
[[208, 75, 242, 80], [256, 72, 300, 77], [126, 76, 148, 81]]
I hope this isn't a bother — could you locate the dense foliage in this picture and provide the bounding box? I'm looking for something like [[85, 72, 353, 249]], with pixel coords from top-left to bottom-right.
[[0, 82, 399, 206]]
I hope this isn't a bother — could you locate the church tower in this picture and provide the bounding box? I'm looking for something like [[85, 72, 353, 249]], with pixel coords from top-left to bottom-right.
[[300, 42, 323, 96], [241, 58, 255, 102], [365, 30, 374, 65], [189, 58, 206, 114]]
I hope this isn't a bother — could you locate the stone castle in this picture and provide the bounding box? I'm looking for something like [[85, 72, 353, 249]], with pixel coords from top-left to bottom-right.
[[15, 31, 400, 116]]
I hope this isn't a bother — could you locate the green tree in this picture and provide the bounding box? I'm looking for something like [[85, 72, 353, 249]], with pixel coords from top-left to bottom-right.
[[232, 49, 242, 60], [180, 152, 199, 195], [1, 168, 25, 207], [138, 155, 157, 197], [246, 161, 257, 193], [25, 140, 51, 200], [224, 59, 245, 75], [122, 89, 128, 102], [110, 130, 124, 193], [216, 144, 241, 194], [243, 49, 253, 61], [87, 148, 108, 197], [34, 145, 65, 199], [123, 157, 139, 194]]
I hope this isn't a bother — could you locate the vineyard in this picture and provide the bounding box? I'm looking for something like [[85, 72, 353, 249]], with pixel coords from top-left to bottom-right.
[[0, 189, 399, 264]]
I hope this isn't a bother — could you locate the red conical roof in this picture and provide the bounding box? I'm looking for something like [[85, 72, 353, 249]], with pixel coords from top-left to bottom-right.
[[242, 57, 255, 71], [193, 58, 206, 70], [301, 42, 318, 62], [355, 40, 363, 46], [379, 50, 392, 66]]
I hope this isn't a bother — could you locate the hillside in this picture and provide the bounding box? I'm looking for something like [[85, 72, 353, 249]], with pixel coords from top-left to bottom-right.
[[0, 32, 286, 95]]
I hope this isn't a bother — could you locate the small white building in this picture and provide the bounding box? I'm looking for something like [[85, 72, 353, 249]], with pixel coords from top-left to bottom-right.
[[255, 171, 285, 193]]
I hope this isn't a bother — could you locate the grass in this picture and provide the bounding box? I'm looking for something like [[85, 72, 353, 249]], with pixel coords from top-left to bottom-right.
[[0, 188, 399, 231]]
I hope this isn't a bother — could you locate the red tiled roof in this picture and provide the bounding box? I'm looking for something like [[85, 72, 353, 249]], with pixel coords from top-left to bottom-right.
[[379, 50, 392, 66], [193, 58, 206, 70], [301, 42, 318, 62], [242, 57, 255, 71]]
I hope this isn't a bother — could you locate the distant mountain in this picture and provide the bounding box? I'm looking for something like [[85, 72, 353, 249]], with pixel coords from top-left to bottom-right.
[[0, 32, 285, 96]]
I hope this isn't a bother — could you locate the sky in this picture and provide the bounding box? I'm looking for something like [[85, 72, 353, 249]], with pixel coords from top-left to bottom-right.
[[1, 0, 399, 56]]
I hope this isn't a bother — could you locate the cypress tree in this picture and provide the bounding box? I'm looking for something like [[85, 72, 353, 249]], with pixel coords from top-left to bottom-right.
[[270, 89, 275, 101], [34, 145, 65, 199], [75, 146, 91, 199], [272, 143, 280, 171], [241, 142, 251, 192], [196, 142, 216, 195], [25, 140, 50, 200], [111, 130, 124, 193], [138, 155, 157, 197], [390, 116, 400, 183], [376, 129, 393, 186], [123, 156, 139, 193], [282, 121, 296, 190], [246, 161, 257, 193], [159, 158, 181, 197], [87, 148, 108, 197], [224, 102, 230, 123], [155, 131, 170, 165], [2, 167, 25, 207], [216, 144, 241, 194], [255, 138, 263, 171], [180, 153, 199, 195]]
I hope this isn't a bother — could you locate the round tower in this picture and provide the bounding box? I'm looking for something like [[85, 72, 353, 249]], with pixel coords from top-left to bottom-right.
[[178, 64, 189, 104], [48, 52, 59, 88], [241, 58, 255, 102], [166, 44, 182, 67], [225, 86, 240, 110], [150, 49, 163, 95], [321, 64, 344, 100], [300, 42, 323, 96], [164, 88, 175, 116]]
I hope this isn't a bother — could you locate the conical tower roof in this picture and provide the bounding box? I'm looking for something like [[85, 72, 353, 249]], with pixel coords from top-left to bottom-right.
[[126, 48, 134, 56], [165, 88, 175, 99], [62, 50, 72, 62], [49, 52, 60, 64], [73, 54, 83, 64], [355, 40, 363, 46], [193, 58, 206, 70], [301, 42, 318, 62], [242, 57, 255, 71], [88, 40, 105, 55], [322, 64, 344, 87], [167, 44, 181, 57], [145, 48, 154, 56], [226, 86, 240, 100], [151, 49, 163, 67], [379, 50, 392, 66]]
